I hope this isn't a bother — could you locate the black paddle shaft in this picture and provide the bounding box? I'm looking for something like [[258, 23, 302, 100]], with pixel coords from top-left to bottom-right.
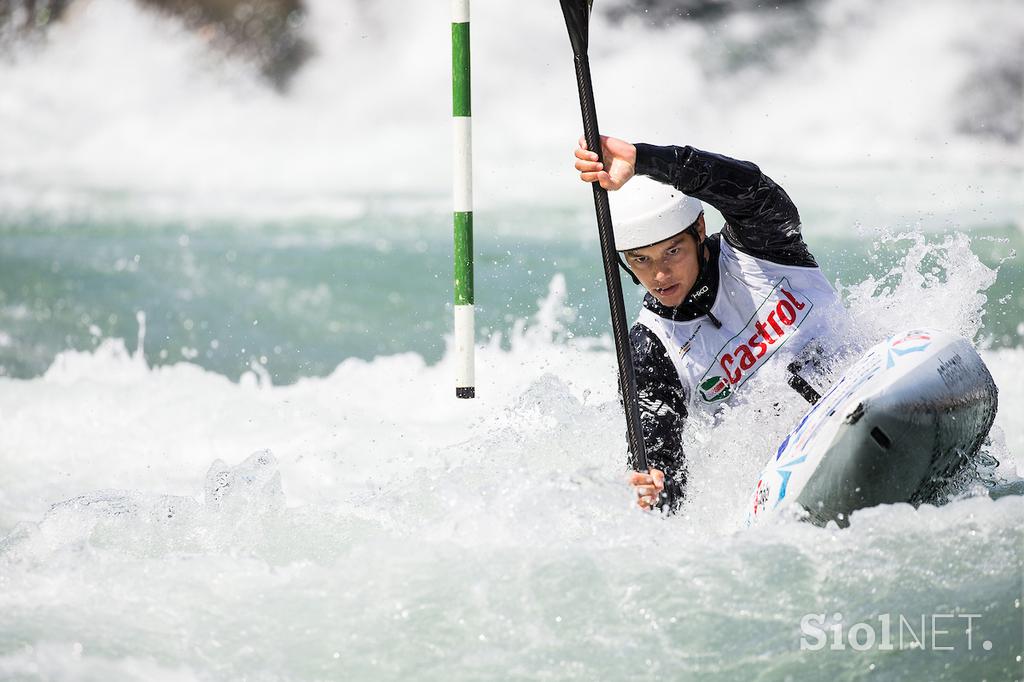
[[559, 0, 648, 472]]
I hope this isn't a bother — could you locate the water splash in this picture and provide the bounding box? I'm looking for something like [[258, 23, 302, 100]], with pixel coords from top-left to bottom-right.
[[842, 231, 999, 344]]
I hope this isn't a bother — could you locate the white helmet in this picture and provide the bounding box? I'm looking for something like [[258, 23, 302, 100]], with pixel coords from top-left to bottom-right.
[[611, 180, 704, 251]]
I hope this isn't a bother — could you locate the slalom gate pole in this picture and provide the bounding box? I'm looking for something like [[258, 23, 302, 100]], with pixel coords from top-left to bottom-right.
[[558, 0, 648, 471], [452, 0, 475, 399]]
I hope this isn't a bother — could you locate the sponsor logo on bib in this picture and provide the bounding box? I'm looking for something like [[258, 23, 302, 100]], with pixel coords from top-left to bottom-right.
[[699, 374, 731, 402], [678, 323, 702, 358], [698, 278, 813, 403]]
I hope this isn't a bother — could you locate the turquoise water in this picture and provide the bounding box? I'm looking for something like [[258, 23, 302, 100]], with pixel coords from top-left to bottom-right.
[[2, 207, 1020, 384]]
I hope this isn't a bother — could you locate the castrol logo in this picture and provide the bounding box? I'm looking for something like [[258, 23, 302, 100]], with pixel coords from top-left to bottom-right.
[[698, 277, 813, 403]]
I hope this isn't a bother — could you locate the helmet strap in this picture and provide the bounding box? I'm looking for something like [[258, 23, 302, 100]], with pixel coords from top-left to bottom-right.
[[686, 222, 707, 284], [682, 224, 723, 328], [616, 254, 641, 286]]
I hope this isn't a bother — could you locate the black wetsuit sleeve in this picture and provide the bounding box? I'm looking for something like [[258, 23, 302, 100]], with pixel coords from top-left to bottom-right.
[[629, 323, 688, 512], [634, 143, 817, 267]]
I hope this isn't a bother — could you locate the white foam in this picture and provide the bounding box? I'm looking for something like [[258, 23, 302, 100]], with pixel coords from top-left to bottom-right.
[[1, 257, 1022, 677], [1, 244, 1019, 535]]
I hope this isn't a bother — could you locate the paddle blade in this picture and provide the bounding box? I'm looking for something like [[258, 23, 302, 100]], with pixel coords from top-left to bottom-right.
[[558, 0, 593, 56]]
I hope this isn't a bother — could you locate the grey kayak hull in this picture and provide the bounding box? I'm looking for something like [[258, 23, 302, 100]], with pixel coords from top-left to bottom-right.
[[747, 329, 998, 526]]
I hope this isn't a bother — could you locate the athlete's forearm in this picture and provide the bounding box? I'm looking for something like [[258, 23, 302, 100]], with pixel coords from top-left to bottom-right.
[[633, 143, 796, 223], [633, 143, 815, 266], [630, 324, 689, 512], [638, 405, 688, 512]]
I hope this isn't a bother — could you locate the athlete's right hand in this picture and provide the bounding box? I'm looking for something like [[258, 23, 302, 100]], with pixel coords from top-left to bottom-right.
[[629, 468, 665, 510], [574, 135, 637, 191]]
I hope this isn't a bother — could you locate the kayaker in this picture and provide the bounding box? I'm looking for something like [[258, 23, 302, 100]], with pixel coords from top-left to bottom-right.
[[574, 136, 846, 511]]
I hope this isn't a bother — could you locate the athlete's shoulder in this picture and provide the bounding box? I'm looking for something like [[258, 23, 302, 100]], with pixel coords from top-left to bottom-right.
[[719, 221, 818, 267]]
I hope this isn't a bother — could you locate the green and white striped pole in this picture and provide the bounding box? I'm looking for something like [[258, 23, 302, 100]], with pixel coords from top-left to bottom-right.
[[452, 0, 475, 399]]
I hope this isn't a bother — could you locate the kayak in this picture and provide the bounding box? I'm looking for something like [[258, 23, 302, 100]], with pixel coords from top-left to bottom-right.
[[747, 329, 998, 526]]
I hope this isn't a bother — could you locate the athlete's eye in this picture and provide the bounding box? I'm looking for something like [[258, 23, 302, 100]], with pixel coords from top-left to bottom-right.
[[667, 247, 680, 256]]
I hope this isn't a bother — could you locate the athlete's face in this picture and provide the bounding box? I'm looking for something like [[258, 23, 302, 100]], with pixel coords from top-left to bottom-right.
[[622, 215, 707, 308]]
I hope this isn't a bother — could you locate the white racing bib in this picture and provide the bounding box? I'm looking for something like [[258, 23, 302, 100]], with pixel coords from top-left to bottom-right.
[[637, 239, 843, 407]]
